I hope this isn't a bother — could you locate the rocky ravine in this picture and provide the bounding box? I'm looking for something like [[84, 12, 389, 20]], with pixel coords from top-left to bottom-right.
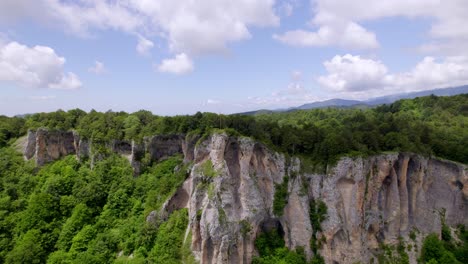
[[23, 130, 468, 264]]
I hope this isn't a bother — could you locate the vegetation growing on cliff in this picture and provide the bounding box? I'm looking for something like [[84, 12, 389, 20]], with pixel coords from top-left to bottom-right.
[[377, 238, 410, 264], [197, 159, 219, 178], [419, 226, 467, 264], [253, 229, 308, 264], [253, 227, 325, 264], [309, 200, 327, 255], [273, 177, 289, 216], [254, 199, 328, 264]]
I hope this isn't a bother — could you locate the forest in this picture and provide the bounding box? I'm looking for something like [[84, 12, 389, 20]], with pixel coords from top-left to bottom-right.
[[0, 94, 467, 263], [1, 93, 467, 165]]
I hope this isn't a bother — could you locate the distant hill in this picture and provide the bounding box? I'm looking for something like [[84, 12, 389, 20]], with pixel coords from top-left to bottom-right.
[[296, 99, 363, 110], [239, 109, 276, 115], [240, 85, 468, 115], [365, 85, 468, 105]]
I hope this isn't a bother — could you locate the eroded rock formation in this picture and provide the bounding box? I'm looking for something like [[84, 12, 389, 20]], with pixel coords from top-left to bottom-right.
[[23, 129, 80, 166], [22, 129, 187, 174], [22, 130, 467, 263], [155, 133, 467, 264]]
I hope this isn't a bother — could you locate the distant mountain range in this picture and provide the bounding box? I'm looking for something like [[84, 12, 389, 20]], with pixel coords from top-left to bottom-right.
[[240, 85, 468, 115]]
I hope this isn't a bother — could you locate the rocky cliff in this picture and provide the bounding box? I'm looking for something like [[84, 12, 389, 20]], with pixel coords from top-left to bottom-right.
[[22, 130, 467, 264], [157, 133, 467, 264], [23, 129, 81, 166], [22, 129, 188, 173]]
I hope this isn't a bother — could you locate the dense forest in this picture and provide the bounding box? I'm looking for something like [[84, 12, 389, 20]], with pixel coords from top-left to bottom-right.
[[0, 94, 467, 263], [1, 94, 467, 165]]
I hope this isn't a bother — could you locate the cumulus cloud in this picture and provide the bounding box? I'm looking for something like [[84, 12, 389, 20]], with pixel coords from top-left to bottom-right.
[[0, 0, 279, 60], [129, 0, 279, 55], [136, 35, 154, 56], [274, 20, 378, 49], [0, 41, 82, 89], [88, 61, 106, 74], [48, 72, 82, 90], [157, 53, 193, 75], [274, 0, 468, 53], [44, 0, 143, 36], [389, 56, 468, 90], [317, 54, 468, 98], [318, 55, 388, 92]]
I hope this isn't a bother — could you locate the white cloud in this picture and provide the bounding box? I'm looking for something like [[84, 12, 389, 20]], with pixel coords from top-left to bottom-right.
[[128, 0, 279, 55], [389, 56, 468, 90], [48, 72, 82, 90], [0, 41, 82, 89], [136, 35, 154, 56], [274, 0, 468, 53], [0, 0, 279, 59], [317, 54, 468, 98], [274, 20, 378, 49], [44, 0, 143, 36], [417, 40, 468, 57], [318, 54, 388, 92], [88, 61, 106, 74], [157, 53, 193, 75]]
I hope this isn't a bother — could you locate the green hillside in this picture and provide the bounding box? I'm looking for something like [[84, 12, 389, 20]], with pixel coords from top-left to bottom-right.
[[0, 94, 467, 263]]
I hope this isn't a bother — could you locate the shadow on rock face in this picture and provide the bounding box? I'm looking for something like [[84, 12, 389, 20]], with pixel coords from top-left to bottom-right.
[[260, 218, 284, 236]]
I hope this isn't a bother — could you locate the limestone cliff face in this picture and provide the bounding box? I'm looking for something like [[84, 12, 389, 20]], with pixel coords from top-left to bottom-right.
[[157, 133, 467, 264], [23, 129, 186, 172], [23, 129, 79, 166], [313, 155, 467, 264], [22, 130, 467, 263]]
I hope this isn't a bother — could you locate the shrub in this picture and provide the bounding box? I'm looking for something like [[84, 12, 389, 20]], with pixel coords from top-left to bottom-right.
[[441, 224, 452, 242], [421, 234, 446, 263], [273, 177, 289, 216], [198, 159, 219, 178]]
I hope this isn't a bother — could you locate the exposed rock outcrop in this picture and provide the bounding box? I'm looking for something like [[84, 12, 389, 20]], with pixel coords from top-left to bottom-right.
[[154, 133, 467, 264], [22, 130, 467, 263], [145, 134, 184, 161], [315, 155, 467, 263], [23, 129, 186, 174], [23, 129, 78, 166]]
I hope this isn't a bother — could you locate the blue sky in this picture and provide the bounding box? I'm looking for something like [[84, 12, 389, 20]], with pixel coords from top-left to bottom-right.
[[1, 0, 468, 116]]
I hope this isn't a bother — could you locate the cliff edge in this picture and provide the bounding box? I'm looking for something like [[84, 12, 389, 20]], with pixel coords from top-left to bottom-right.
[[22, 130, 467, 264]]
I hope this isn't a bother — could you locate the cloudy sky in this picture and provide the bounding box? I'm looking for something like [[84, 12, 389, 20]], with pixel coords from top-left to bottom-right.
[[1, 0, 468, 116]]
